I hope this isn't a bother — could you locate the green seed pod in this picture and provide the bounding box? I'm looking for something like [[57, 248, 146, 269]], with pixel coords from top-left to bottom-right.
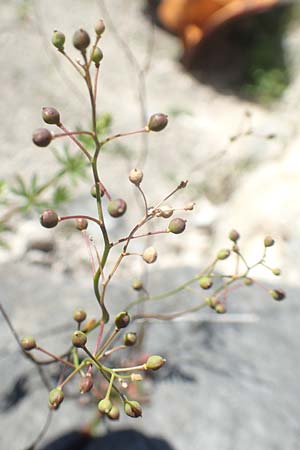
[[115, 311, 130, 329], [217, 248, 231, 260], [73, 308, 87, 323], [123, 332, 137, 347], [229, 229, 240, 242], [75, 218, 88, 231], [215, 303, 227, 314], [48, 387, 64, 410], [244, 277, 253, 286], [129, 168, 143, 186], [94, 19, 106, 36], [205, 296, 219, 309], [72, 331, 87, 348], [40, 209, 59, 228], [32, 128, 53, 147], [21, 336, 36, 351], [199, 276, 213, 289], [92, 47, 103, 65], [42, 107, 61, 125], [168, 218, 186, 234], [79, 373, 93, 393], [145, 355, 166, 371], [90, 184, 104, 198], [147, 113, 168, 132], [124, 400, 142, 418], [264, 236, 275, 247], [269, 289, 286, 301], [73, 29, 90, 51], [131, 279, 143, 291], [107, 198, 127, 218], [272, 268, 281, 276], [107, 405, 120, 421], [98, 398, 113, 414], [142, 246, 158, 264], [52, 30, 65, 50]]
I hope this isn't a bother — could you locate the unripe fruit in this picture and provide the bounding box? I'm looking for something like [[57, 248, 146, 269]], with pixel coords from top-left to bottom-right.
[[147, 113, 168, 132], [72, 331, 87, 348], [269, 289, 286, 301], [168, 217, 186, 234], [123, 332, 137, 347], [159, 205, 173, 218], [75, 218, 88, 231], [73, 29, 90, 51], [21, 336, 36, 351], [90, 184, 104, 198], [48, 387, 64, 410], [73, 308, 87, 323], [52, 30, 65, 50], [264, 236, 275, 247], [229, 229, 240, 242], [79, 374, 93, 393], [124, 400, 142, 418], [107, 198, 127, 218], [199, 276, 213, 289], [142, 247, 157, 264], [244, 277, 253, 286], [92, 47, 103, 65], [115, 311, 130, 329], [94, 19, 106, 36], [32, 128, 52, 147], [205, 296, 219, 309], [98, 398, 113, 414], [215, 303, 226, 314], [107, 405, 120, 420], [129, 168, 143, 186], [42, 107, 61, 125], [131, 279, 143, 291], [82, 318, 96, 332], [272, 268, 281, 276], [145, 355, 166, 371], [40, 209, 59, 228], [217, 248, 231, 260]]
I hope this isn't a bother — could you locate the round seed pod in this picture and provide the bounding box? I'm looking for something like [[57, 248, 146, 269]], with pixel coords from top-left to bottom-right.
[[147, 113, 168, 132], [168, 217, 186, 234], [159, 205, 173, 219], [269, 289, 286, 301], [145, 355, 166, 371], [244, 277, 253, 286], [229, 229, 240, 242], [115, 312, 130, 329], [42, 107, 60, 125], [21, 336, 36, 351], [129, 168, 143, 186], [98, 398, 113, 414], [92, 47, 103, 65], [217, 248, 231, 260], [90, 184, 104, 198], [142, 247, 157, 264], [52, 30, 65, 50], [124, 400, 142, 418], [73, 29, 90, 51], [199, 276, 213, 289], [40, 209, 59, 228], [264, 236, 275, 247], [75, 218, 88, 231], [272, 268, 281, 276], [73, 308, 87, 323], [48, 387, 64, 410], [215, 304, 227, 314], [72, 331, 87, 348], [32, 128, 52, 147], [123, 332, 137, 347], [94, 19, 105, 36], [131, 279, 143, 291], [79, 374, 93, 394], [107, 405, 120, 421], [107, 198, 127, 218]]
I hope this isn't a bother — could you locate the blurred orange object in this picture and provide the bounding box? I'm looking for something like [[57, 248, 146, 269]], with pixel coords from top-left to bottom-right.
[[158, 0, 278, 51]]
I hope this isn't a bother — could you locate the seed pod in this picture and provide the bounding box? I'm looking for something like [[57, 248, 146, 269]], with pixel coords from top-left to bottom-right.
[[73, 29, 90, 51], [91, 47, 103, 65], [229, 229, 240, 242], [124, 400, 142, 418], [272, 268, 281, 276], [82, 318, 96, 332], [42, 107, 61, 125], [123, 332, 137, 347], [52, 30, 65, 50], [48, 387, 64, 410], [32, 128, 53, 147], [75, 218, 88, 231], [159, 205, 173, 218], [269, 289, 286, 301], [145, 355, 166, 371], [264, 236, 275, 247], [73, 308, 87, 323], [90, 184, 104, 198], [107, 198, 127, 218], [21, 336, 36, 351], [107, 405, 120, 420], [94, 19, 105, 36], [147, 113, 168, 132], [131, 279, 143, 291], [98, 398, 113, 414], [215, 303, 227, 314], [199, 276, 213, 289], [79, 373, 93, 393], [115, 312, 130, 329], [217, 248, 231, 260], [40, 209, 59, 228], [72, 331, 87, 348], [168, 218, 186, 234], [244, 277, 253, 286], [129, 168, 143, 186], [142, 247, 158, 264]]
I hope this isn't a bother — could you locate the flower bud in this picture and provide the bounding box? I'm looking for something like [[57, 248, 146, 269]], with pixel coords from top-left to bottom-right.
[[199, 276, 213, 289], [91, 47, 103, 65], [82, 318, 96, 332], [124, 400, 142, 418], [72, 331, 87, 348], [147, 113, 168, 132], [244, 277, 253, 286], [42, 107, 61, 125], [131, 373, 143, 382], [94, 19, 105, 36], [168, 218, 186, 234], [142, 247, 158, 264], [269, 289, 286, 301], [32, 128, 52, 147], [115, 311, 130, 329], [52, 30, 65, 50], [217, 248, 231, 260], [131, 279, 143, 291], [145, 355, 166, 371], [129, 168, 143, 186], [21, 336, 36, 351], [75, 218, 88, 231], [229, 229, 240, 242], [79, 373, 93, 393], [107, 405, 120, 420], [123, 332, 137, 347], [40, 209, 59, 228], [48, 387, 64, 410], [215, 303, 226, 314], [73, 29, 90, 51], [184, 202, 195, 211], [272, 268, 281, 276], [107, 198, 127, 218], [98, 398, 113, 414], [73, 308, 87, 323], [264, 236, 275, 247], [159, 205, 173, 218], [90, 184, 104, 198]]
